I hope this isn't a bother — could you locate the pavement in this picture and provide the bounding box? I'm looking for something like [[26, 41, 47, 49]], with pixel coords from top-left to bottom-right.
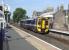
[[7, 25, 62, 50], [3, 27, 37, 50], [50, 29, 69, 35], [3, 25, 69, 50]]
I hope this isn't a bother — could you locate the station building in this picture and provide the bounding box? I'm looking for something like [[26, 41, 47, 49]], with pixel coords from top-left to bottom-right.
[[32, 5, 69, 31]]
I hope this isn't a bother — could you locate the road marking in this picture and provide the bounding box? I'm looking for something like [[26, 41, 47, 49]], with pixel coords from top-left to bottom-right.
[[10, 25, 62, 50]]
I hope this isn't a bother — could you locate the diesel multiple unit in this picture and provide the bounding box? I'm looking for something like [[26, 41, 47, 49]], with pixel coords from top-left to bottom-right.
[[20, 17, 49, 34]]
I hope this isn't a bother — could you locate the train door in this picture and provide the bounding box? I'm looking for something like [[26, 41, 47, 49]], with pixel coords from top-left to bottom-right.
[[41, 18, 46, 32], [41, 18, 49, 33]]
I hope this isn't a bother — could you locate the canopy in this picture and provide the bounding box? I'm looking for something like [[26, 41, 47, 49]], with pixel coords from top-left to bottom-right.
[[40, 12, 55, 18]]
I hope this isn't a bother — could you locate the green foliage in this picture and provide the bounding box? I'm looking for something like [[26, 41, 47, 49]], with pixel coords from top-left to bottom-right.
[[60, 5, 64, 11], [13, 8, 27, 23]]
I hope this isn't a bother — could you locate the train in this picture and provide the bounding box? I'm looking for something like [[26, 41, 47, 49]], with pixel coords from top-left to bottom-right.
[[20, 12, 54, 34], [20, 17, 49, 34], [0, 10, 6, 49], [0, 10, 6, 29]]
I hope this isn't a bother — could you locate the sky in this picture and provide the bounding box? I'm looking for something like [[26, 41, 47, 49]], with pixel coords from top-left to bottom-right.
[[1, 0, 69, 17]]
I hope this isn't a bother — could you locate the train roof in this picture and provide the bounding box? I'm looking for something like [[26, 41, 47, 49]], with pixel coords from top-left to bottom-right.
[[40, 11, 55, 18], [21, 18, 35, 21], [25, 19, 34, 20]]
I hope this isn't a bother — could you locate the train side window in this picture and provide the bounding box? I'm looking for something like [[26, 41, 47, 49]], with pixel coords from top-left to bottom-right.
[[26, 20, 31, 24], [31, 20, 35, 24]]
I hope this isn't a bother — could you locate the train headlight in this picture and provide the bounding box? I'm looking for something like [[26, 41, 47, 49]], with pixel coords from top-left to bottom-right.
[[37, 25, 41, 27], [46, 25, 49, 28], [37, 28, 41, 32], [45, 29, 48, 32]]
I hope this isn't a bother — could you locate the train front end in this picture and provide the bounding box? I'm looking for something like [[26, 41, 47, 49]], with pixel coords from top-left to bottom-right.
[[36, 17, 49, 34]]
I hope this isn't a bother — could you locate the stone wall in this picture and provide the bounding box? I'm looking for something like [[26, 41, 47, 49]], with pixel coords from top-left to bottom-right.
[[53, 10, 68, 31]]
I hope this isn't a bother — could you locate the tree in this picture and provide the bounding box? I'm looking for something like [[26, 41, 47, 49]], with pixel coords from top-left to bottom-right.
[[46, 6, 54, 12], [60, 5, 64, 11], [13, 8, 26, 23]]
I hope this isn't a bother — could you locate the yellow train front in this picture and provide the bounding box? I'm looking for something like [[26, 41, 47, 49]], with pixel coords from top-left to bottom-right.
[[36, 17, 49, 34]]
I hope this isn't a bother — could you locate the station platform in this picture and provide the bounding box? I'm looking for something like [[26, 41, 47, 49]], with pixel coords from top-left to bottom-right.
[[3, 25, 62, 50], [50, 29, 69, 35], [3, 27, 37, 50]]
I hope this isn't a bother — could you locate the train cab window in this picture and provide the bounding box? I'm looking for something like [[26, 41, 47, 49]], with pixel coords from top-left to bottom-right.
[[46, 21, 48, 25], [38, 19, 41, 25]]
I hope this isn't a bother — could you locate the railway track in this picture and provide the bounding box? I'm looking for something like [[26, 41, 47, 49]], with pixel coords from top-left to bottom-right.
[[11, 24, 69, 50]]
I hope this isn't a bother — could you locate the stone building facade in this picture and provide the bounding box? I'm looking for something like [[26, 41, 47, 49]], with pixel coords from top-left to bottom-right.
[[53, 6, 69, 31], [32, 5, 69, 31]]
